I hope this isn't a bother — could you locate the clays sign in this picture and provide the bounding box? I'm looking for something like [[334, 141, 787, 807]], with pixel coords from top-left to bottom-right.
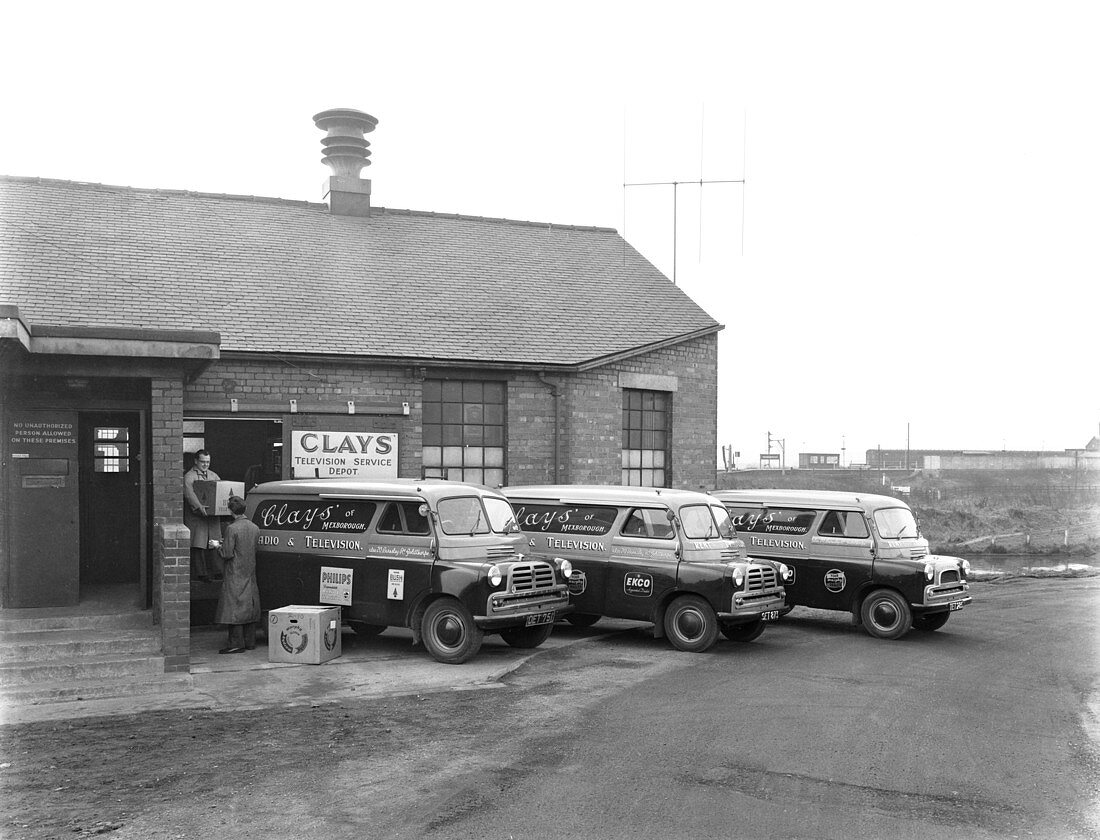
[[291, 431, 398, 479]]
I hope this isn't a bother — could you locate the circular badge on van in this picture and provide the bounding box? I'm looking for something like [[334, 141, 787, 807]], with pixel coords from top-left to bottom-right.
[[568, 570, 587, 595], [824, 569, 846, 592]]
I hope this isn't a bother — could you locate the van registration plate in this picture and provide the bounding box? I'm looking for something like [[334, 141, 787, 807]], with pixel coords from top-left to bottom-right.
[[949, 601, 965, 611], [526, 612, 554, 627], [761, 610, 780, 621]]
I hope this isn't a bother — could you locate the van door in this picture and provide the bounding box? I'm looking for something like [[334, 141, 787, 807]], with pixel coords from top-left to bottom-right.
[[364, 500, 436, 625], [605, 507, 680, 621], [804, 509, 876, 609]]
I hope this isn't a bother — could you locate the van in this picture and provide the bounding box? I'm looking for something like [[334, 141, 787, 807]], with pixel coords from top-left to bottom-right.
[[502, 485, 790, 652], [245, 478, 573, 664], [712, 489, 972, 640]]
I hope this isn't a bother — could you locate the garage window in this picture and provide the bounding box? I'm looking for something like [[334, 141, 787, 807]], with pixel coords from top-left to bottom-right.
[[422, 379, 506, 486], [622, 389, 670, 487]]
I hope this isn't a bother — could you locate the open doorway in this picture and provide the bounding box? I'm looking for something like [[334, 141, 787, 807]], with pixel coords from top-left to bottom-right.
[[182, 418, 283, 489]]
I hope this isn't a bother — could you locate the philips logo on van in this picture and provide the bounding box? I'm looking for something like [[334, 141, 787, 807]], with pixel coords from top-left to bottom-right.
[[750, 536, 806, 550]]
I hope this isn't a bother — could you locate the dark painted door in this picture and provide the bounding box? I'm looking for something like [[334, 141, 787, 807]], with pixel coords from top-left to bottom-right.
[[6, 409, 80, 607], [79, 412, 141, 585]]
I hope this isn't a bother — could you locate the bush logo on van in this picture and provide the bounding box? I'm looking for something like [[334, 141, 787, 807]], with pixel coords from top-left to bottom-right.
[[824, 569, 847, 592], [624, 572, 653, 597]]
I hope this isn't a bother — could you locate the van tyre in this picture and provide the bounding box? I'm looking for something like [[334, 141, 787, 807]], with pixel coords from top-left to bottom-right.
[[566, 613, 601, 628], [422, 598, 484, 664], [347, 621, 386, 639], [860, 589, 912, 640], [664, 595, 719, 652], [720, 618, 766, 642], [912, 612, 951, 632], [500, 622, 554, 648]]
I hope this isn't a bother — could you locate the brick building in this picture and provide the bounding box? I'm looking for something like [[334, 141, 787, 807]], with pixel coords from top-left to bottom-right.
[[0, 109, 722, 670]]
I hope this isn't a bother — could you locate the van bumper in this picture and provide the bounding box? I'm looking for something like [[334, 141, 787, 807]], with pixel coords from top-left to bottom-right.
[[916, 583, 972, 613], [478, 587, 572, 629], [718, 588, 786, 623]]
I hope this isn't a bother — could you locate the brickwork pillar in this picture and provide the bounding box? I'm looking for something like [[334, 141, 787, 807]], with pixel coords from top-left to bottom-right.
[[151, 377, 190, 673]]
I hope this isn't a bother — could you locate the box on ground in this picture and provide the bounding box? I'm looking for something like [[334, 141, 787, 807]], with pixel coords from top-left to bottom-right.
[[193, 480, 246, 516], [268, 605, 342, 664]]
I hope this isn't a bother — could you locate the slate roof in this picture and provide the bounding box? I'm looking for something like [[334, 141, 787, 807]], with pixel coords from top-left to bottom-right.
[[0, 176, 721, 368]]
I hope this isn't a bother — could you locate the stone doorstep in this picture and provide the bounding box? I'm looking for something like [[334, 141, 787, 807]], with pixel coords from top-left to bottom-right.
[[0, 611, 155, 633], [0, 653, 169, 687], [0, 628, 163, 664]]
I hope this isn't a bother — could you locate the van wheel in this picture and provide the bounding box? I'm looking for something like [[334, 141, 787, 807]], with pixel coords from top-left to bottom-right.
[[664, 595, 719, 652], [720, 618, 766, 642], [500, 622, 554, 648], [566, 613, 601, 628], [422, 599, 484, 664], [347, 621, 386, 639], [860, 589, 912, 640], [912, 612, 950, 632]]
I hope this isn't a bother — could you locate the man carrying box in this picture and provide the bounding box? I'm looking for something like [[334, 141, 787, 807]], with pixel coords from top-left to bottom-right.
[[183, 449, 224, 582]]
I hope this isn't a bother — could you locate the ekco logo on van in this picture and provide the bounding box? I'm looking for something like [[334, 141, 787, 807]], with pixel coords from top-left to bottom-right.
[[624, 572, 653, 597]]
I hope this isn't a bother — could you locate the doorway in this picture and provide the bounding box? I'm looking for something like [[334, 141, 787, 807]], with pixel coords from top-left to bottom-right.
[[78, 411, 144, 589]]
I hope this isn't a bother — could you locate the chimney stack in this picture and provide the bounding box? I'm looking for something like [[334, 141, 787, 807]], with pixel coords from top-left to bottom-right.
[[314, 108, 378, 217]]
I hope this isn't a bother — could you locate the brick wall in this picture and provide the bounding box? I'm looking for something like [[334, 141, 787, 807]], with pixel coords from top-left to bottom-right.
[[151, 377, 189, 671], [181, 337, 717, 492]]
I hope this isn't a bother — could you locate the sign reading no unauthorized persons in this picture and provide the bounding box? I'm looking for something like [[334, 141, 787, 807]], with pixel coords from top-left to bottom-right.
[[291, 431, 398, 479]]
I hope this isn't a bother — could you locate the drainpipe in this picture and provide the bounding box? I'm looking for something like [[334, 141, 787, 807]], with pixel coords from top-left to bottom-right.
[[537, 372, 561, 483]]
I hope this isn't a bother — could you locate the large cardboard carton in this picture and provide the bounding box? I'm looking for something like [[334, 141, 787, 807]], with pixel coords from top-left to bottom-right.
[[268, 605, 342, 664], [193, 480, 246, 516]]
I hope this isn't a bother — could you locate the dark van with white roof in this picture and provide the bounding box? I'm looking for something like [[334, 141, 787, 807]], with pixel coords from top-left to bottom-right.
[[503, 485, 790, 652], [245, 478, 573, 663], [713, 489, 972, 640]]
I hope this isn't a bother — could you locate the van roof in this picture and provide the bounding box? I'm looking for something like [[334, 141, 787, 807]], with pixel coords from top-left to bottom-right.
[[247, 477, 505, 502], [711, 488, 910, 512], [503, 484, 724, 509]]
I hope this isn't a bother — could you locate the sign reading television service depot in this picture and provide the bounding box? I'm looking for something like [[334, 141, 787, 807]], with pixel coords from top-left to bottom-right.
[[291, 431, 398, 479]]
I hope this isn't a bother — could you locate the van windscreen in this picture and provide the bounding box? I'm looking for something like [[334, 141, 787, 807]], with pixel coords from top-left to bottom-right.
[[873, 507, 919, 539]]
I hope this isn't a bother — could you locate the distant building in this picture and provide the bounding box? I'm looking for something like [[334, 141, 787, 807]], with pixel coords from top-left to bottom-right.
[[865, 446, 1100, 471], [799, 452, 840, 469]]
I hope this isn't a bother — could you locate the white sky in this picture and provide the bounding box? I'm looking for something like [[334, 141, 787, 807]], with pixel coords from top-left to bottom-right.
[[2, 1, 1096, 466]]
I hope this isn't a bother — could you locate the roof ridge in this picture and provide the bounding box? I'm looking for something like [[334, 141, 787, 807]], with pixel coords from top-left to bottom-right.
[[0, 174, 618, 232]]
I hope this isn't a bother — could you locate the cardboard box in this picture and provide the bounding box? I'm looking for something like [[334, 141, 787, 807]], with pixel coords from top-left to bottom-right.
[[268, 605, 342, 664], [193, 480, 246, 516]]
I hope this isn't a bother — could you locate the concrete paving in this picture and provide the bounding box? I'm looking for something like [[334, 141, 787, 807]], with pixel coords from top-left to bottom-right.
[[0, 623, 602, 727]]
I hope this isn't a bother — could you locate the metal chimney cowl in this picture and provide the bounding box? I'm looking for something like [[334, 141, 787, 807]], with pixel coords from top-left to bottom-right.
[[314, 108, 379, 217]]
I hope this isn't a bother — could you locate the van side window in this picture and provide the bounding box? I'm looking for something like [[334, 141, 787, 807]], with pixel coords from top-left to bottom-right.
[[819, 510, 869, 539], [377, 501, 431, 535], [622, 508, 675, 539]]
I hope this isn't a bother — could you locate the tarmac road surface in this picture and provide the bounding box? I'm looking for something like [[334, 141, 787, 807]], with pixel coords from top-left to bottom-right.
[[1, 576, 1097, 839]]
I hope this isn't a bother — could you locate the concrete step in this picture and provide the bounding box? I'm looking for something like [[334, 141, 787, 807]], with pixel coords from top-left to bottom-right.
[[0, 610, 154, 633], [0, 653, 168, 687], [1, 672, 194, 707], [0, 628, 162, 664]]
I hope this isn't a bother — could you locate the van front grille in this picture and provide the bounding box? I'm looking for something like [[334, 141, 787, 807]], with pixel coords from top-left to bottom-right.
[[510, 562, 556, 592], [746, 566, 778, 591], [940, 569, 960, 584]]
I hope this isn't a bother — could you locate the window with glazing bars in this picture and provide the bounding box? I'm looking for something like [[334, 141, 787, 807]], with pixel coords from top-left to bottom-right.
[[622, 389, 670, 487], [422, 380, 506, 486]]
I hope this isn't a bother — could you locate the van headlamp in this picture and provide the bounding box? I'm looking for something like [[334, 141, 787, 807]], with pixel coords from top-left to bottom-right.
[[555, 557, 573, 579], [488, 564, 503, 587], [779, 563, 793, 582], [732, 568, 745, 588], [924, 563, 935, 581], [960, 558, 971, 576]]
